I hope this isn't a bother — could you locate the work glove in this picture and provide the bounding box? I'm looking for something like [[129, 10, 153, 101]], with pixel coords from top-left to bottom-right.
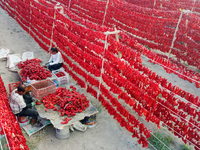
[[31, 102, 36, 106]]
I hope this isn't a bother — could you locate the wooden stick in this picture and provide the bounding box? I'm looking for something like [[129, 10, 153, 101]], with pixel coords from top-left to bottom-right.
[[29, 1, 32, 35], [102, 0, 110, 26], [168, 9, 190, 58], [96, 29, 120, 108], [114, 27, 122, 59], [68, 0, 71, 10], [49, 5, 64, 51], [96, 34, 108, 108], [55, 6, 64, 14], [104, 30, 120, 35], [168, 10, 183, 58], [114, 27, 119, 41]]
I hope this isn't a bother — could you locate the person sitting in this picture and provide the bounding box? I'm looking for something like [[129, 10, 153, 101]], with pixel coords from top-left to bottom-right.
[[10, 84, 42, 127], [45, 47, 63, 72]]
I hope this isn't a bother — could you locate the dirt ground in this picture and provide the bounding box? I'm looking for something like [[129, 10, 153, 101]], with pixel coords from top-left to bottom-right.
[[0, 6, 198, 150]]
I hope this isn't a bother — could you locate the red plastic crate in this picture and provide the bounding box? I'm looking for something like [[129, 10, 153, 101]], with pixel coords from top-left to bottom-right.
[[8, 82, 21, 97], [31, 79, 56, 100]]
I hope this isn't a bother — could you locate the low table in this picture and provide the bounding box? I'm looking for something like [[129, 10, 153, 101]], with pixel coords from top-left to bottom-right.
[[35, 102, 98, 129]]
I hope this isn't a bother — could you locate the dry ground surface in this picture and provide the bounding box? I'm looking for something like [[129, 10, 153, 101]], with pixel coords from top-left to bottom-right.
[[0, 6, 198, 150]]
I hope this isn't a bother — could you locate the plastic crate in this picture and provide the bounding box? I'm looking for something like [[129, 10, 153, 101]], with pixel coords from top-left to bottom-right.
[[31, 79, 56, 100], [8, 82, 21, 97], [52, 68, 69, 86]]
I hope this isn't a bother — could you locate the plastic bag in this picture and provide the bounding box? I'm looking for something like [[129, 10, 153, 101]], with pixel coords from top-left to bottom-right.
[[71, 121, 87, 132], [6, 54, 22, 72], [22, 52, 34, 61], [0, 48, 10, 60]]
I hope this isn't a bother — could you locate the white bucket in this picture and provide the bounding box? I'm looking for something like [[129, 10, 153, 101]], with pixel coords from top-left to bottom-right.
[[56, 126, 70, 139], [17, 116, 30, 127]]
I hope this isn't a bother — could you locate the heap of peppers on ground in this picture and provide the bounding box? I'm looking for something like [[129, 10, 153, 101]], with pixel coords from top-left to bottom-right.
[[17, 58, 52, 82], [40, 86, 90, 124]]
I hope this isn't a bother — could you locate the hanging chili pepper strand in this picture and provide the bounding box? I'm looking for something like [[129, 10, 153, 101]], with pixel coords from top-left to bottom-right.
[[86, 84, 150, 148], [0, 76, 29, 149], [101, 48, 199, 145]]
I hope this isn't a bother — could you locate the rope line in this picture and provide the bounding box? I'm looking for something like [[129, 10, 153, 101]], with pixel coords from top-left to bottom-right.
[[142, 50, 200, 84], [157, 101, 200, 130], [162, 121, 200, 150], [150, 132, 172, 150], [141, 55, 200, 109], [0, 137, 3, 150], [148, 141, 158, 150], [0, 121, 10, 150]]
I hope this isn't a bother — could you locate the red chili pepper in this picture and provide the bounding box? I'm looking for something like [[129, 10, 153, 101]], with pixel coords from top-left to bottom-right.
[[56, 72, 65, 77], [53, 107, 58, 111], [60, 117, 72, 124], [36, 102, 42, 105], [61, 120, 68, 124], [19, 59, 52, 81], [41, 88, 90, 118]]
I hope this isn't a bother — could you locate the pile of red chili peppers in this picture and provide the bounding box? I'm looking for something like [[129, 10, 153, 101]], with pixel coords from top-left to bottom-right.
[[41, 86, 90, 124], [56, 72, 65, 77], [0, 76, 29, 149], [17, 58, 52, 82], [17, 58, 42, 68]]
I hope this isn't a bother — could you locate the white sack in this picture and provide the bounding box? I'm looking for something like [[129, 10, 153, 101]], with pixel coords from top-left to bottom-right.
[[0, 48, 10, 60], [6, 54, 22, 72]]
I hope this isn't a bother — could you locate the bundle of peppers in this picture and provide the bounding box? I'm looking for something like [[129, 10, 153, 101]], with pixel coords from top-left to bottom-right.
[[17, 58, 52, 82], [41, 86, 90, 124]]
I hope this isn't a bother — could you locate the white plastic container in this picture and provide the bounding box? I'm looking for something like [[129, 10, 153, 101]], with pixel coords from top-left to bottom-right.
[[17, 116, 30, 127], [56, 126, 70, 139], [22, 52, 34, 61], [52, 68, 69, 86]]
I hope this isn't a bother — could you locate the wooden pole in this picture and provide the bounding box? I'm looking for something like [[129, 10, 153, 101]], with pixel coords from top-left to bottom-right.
[[168, 10, 184, 58], [29, 1, 32, 35], [168, 9, 191, 58], [68, 0, 71, 10], [191, 0, 196, 12], [49, 9, 56, 50], [104, 30, 120, 35], [102, 0, 110, 26], [49, 5, 64, 51], [96, 29, 120, 108], [114, 27, 121, 59]]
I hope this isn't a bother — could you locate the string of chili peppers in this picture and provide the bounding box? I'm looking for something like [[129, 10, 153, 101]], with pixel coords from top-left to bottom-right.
[[0, 76, 29, 149], [3, 0, 200, 149]]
